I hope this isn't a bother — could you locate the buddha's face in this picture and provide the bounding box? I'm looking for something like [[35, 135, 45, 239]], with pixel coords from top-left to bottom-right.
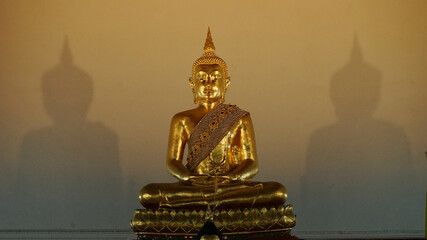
[[191, 64, 230, 104]]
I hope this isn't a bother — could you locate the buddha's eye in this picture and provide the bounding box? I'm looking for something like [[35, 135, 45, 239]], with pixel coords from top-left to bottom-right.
[[196, 71, 208, 83], [211, 71, 222, 81]]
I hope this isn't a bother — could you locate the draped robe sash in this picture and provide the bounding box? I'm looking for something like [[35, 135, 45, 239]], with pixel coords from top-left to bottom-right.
[[186, 103, 249, 172]]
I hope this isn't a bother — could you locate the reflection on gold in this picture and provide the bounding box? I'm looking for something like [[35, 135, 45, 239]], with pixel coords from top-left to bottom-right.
[[132, 28, 295, 235]]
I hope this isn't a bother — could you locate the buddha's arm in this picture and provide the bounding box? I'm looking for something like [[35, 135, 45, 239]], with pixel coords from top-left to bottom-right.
[[227, 114, 259, 181], [166, 114, 192, 181]]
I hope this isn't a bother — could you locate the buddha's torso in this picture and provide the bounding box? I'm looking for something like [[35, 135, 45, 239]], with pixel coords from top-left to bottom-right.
[[192, 123, 240, 176], [181, 107, 243, 176], [139, 105, 287, 210]]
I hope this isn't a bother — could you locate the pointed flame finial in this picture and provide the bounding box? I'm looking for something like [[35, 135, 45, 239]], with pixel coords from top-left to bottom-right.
[[60, 35, 73, 65], [203, 27, 216, 53], [350, 33, 363, 62], [192, 27, 228, 77]]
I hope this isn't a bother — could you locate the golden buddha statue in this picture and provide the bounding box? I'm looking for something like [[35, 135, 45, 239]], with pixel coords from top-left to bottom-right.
[[139, 28, 287, 210], [132, 28, 295, 238]]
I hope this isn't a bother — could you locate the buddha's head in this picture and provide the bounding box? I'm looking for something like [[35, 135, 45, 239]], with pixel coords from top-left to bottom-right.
[[190, 28, 230, 105], [330, 35, 381, 122], [42, 38, 93, 124]]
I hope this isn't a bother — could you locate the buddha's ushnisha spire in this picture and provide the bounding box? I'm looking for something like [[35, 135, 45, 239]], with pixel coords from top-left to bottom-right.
[[350, 33, 363, 62], [203, 27, 215, 53], [192, 27, 228, 77], [60, 35, 73, 65]]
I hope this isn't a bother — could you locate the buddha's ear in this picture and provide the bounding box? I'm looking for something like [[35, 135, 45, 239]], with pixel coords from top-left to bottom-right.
[[189, 77, 195, 90], [225, 76, 231, 90]]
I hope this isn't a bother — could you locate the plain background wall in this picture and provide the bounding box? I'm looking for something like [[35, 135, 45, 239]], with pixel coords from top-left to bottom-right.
[[0, 0, 426, 231]]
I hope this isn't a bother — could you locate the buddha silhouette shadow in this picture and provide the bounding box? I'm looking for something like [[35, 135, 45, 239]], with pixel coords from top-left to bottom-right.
[[18, 38, 124, 229], [0, 154, 14, 227], [301, 36, 417, 230]]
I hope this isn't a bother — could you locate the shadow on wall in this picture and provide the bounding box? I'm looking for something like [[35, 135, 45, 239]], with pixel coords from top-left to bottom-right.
[[300, 36, 421, 231], [0, 148, 10, 227], [16, 38, 126, 229]]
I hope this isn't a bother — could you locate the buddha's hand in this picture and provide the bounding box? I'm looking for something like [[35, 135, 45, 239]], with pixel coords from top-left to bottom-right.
[[183, 175, 214, 186], [185, 175, 240, 186], [223, 173, 241, 181]]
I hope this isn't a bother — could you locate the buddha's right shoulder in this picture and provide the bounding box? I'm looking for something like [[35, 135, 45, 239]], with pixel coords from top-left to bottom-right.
[[170, 108, 197, 123]]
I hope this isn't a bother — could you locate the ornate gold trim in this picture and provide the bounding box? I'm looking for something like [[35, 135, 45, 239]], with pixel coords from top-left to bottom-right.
[[131, 205, 296, 235]]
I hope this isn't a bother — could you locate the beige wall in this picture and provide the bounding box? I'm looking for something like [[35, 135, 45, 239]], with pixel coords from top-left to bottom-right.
[[0, 0, 425, 231]]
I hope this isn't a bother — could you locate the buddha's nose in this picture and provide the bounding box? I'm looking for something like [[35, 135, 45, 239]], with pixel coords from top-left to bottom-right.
[[206, 76, 216, 85], [204, 78, 214, 88]]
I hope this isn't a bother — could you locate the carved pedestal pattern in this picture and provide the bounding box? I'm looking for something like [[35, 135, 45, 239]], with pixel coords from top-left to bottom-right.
[[131, 205, 296, 239]]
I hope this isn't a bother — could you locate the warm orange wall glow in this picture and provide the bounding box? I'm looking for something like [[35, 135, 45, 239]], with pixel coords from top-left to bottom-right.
[[0, 0, 425, 231]]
